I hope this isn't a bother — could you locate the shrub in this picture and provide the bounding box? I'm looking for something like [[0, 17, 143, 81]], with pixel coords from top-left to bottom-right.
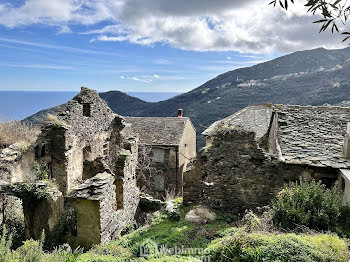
[[338, 205, 350, 238], [45, 208, 77, 250], [76, 253, 120, 262], [133, 256, 202, 261], [271, 180, 341, 231], [10, 181, 48, 200], [0, 226, 15, 262], [90, 241, 132, 260], [48, 244, 83, 262], [0, 196, 25, 249], [0, 121, 39, 149], [205, 231, 349, 262], [15, 232, 45, 262]]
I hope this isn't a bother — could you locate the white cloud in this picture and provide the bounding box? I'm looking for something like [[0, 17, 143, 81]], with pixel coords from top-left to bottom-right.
[[0, 0, 348, 53], [57, 25, 72, 34], [130, 77, 152, 83], [0, 37, 121, 56], [153, 74, 160, 78], [120, 75, 125, 79]]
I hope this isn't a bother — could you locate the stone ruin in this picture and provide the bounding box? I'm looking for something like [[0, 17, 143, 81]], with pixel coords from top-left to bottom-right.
[[184, 104, 350, 214], [0, 87, 140, 249]]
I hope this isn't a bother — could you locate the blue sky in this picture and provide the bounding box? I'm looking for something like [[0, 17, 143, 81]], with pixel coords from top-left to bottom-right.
[[0, 0, 347, 93]]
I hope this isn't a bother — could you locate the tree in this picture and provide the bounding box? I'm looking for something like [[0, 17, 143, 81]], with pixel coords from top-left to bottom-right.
[[270, 0, 350, 42]]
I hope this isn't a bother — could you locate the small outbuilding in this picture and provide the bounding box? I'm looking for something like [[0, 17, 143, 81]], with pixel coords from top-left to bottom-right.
[[125, 113, 196, 198]]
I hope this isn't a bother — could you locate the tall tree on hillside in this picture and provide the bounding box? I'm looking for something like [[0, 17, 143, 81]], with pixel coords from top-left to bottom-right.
[[270, 0, 350, 42]]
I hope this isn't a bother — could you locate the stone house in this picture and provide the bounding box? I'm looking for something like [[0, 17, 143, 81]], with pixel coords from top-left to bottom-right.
[[124, 115, 196, 198], [184, 104, 350, 213], [0, 87, 140, 249]]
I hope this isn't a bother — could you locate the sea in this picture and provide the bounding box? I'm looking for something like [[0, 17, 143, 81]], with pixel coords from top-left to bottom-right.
[[0, 91, 181, 121]]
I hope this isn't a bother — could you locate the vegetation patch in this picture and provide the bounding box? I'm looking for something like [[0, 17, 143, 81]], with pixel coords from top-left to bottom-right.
[[0, 121, 39, 149], [205, 231, 349, 262], [271, 180, 350, 238]]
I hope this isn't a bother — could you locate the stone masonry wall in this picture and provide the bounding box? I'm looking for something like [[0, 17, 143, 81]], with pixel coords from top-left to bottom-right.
[[184, 128, 339, 214], [136, 145, 178, 198]]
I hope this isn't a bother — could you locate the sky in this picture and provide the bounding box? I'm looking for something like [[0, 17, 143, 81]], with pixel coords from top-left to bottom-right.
[[0, 0, 348, 93]]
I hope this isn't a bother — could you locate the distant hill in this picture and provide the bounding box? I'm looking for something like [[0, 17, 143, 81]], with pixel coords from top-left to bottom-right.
[[100, 47, 350, 147], [27, 46, 350, 148]]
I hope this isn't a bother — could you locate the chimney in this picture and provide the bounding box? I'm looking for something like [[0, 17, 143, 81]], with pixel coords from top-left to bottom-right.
[[178, 108, 183, 117], [344, 123, 350, 159]]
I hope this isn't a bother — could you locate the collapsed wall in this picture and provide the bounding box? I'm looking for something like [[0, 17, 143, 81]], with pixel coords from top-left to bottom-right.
[[0, 87, 140, 249], [183, 128, 300, 214]]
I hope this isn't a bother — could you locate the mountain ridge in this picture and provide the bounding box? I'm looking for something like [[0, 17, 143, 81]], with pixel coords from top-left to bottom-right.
[[27, 46, 350, 147]]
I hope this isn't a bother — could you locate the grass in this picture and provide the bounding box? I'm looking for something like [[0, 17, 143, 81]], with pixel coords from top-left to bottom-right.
[[46, 114, 66, 127], [0, 198, 348, 261], [205, 231, 349, 262]]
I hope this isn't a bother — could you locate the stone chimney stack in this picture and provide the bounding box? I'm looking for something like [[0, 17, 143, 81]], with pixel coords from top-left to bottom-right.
[[344, 123, 350, 159], [178, 108, 183, 117]]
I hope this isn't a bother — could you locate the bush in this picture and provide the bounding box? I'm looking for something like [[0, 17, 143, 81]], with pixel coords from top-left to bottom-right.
[[15, 232, 45, 262], [271, 180, 341, 231], [76, 253, 120, 262], [0, 121, 39, 149], [338, 205, 350, 238], [45, 208, 77, 249], [133, 256, 202, 261], [0, 196, 25, 249], [205, 231, 349, 262], [48, 244, 82, 262], [0, 226, 15, 262], [90, 241, 132, 260]]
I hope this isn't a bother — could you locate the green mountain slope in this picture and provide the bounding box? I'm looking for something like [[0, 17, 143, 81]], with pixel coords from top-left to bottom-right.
[[101, 47, 350, 147]]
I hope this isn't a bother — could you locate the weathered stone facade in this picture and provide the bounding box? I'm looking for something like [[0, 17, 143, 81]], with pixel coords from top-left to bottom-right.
[[185, 128, 290, 213], [185, 104, 347, 213], [125, 117, 196, 198], [0, 87, 140, 249]]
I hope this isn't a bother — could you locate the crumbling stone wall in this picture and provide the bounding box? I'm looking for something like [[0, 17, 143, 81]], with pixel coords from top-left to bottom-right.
[[137, 145, 179, 198], [22, 186, 64, 240], [0, 87, 140, 248], [184, 128, 286, 214], [184, 128, 339, 214], [0, 144, 35, 184]]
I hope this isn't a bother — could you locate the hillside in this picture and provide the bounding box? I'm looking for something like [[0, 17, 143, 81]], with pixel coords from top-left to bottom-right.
[[100, 47, 350, 147], [26, 47, 350, 147]]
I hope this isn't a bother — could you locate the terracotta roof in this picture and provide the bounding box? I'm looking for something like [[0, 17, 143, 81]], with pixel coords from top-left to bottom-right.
[[275, 105, 350, 168], [124, 117, 191, 146]]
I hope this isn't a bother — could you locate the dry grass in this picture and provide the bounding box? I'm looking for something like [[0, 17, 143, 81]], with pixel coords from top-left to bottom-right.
[[46, 114, 66, 127], [0, 121, 40, 149]]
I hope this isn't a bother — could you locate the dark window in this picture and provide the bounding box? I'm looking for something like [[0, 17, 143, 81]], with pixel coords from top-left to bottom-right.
[[83, 145, 93, 161], [83, 103, 91, 117], [35, 144, 46, 158], [342, 177, 346, 192], [115, 178, 124, 209], [41, 144, 46, 157], [35, 145, 40, 158]]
